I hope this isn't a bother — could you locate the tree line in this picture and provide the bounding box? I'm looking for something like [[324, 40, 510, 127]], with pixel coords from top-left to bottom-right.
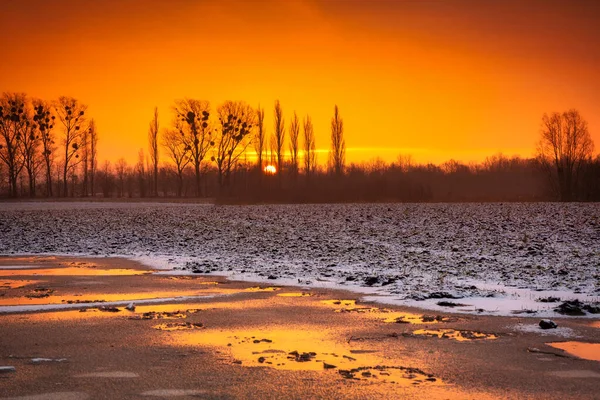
[[0, 92, 598, 202]]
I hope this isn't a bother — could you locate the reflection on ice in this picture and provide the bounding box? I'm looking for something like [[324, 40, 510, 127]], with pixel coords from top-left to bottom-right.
[[321, 299, 457, 325], [0, 267, 149, 276], [0, 290, 217, 306], [245, 286, 280, 292], [547, 341, 600, 361], [0, 279, 42, 289], [276, 292, 312, 297], [163, 325, 442, 386]]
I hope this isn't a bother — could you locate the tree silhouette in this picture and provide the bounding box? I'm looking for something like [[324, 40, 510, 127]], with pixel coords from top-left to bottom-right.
[[174, 99, 211, 197], [100, 160, 112, 198], [213, 101, 255, 188], [32, 99, 55, 197], [0, 93, 28, 197], [162, 128, 191, 197], [136, 148, 146, 197], [55, 96, 87, 197], [254, 105, 265, 174], [88, 119, 98, 197], [80, 120, 89, 196], [537, 109, 595, 201], [19, 103, 41, 196], [273, 100, 285, 177], [115, 158, 128, 198], [148, 107, 159, 197], [329, 105, 345, 177], [289, 111, 299, 179], [303, 115, 316, 180]]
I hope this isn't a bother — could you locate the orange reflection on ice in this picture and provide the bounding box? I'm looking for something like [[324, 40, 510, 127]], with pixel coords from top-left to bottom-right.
[[276, 292, 312, 297], [0, 279, 42, 289], [245, 286, 280, 292], [320, 299, 451, 325], [547, 342, 600, 362], [164, 325, 441, 386], [0, 288, 237, 306], [320, 299, 357, 307], [0, 267, 149, 277]]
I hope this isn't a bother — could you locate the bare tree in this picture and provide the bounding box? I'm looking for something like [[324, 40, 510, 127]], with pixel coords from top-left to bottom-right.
[[274, 100, 285, 176], [254, 105, 265, 173], [148, 107, 159, 197], [115, 158, 128, 198], [100, 160, 112, 198], [329, 105, 345, 176], [289, 111, 299, 178], [537, 109, 595, 201], [213, 101, 255, 188], [55, 96, 87, 197], [395, 154, 413, 173], [19, 105, 41, 197], [174, 99, 211, 197], [303, 115, 316, 179], [80, 121, 89, 196], [32, 100, 56, 197], [89, 119, 98, 197], [162, 128, 191, 197], [0, 93, 28, 197], [136, 148, 146, 197]]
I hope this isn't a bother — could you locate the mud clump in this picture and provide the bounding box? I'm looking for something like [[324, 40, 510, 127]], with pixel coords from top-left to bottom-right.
[[338, 365, 439, 385], [129, 310, 200, 320], [154, 322, 204, 331], [288, 350, 317, 363], [411, 329, 497, 341], [436, 301, 469, 307], [62, 299, 106, 304], [97, 306, 120, 312], [26, 287, 54, 298], [554, 300, 599, 316]]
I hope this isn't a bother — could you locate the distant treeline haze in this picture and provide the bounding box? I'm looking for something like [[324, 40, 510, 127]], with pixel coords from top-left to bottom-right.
[[1, 92, 598, 202]]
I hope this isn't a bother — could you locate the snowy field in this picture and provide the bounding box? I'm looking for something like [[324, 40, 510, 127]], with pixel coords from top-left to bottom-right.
[[0, 201, 599, 317]]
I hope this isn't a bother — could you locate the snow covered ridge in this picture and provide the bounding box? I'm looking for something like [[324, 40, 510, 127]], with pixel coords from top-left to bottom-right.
[[1, 202, 599, 315]]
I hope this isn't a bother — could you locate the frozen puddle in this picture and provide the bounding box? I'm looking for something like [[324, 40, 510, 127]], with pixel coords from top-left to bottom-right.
[[320, 299, 457, 325], [546, 342, 600, 362], [0, 289, 227, 306], [0, 294, 223, 314], [277, 292, 313, 297], [0, 265, 57, 270], [0, 267, 149, 277], [161, 326, 442, 386], [0, 279, 41, 289], [245, 286, 280, 292]]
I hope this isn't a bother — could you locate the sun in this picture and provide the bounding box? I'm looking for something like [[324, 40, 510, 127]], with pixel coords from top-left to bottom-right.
[[264, 165, 277, 175]]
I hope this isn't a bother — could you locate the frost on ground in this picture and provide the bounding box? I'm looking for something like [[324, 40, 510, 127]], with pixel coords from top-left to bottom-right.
[[0, 202, 599, 316]]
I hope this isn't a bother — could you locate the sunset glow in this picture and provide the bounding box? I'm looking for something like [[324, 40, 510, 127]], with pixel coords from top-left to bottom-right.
[[264, 165, 277, 175], [1, 0, 598, 166]]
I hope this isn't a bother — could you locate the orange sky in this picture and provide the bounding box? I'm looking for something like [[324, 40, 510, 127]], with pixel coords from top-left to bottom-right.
[[1, 0, 599, 166]]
